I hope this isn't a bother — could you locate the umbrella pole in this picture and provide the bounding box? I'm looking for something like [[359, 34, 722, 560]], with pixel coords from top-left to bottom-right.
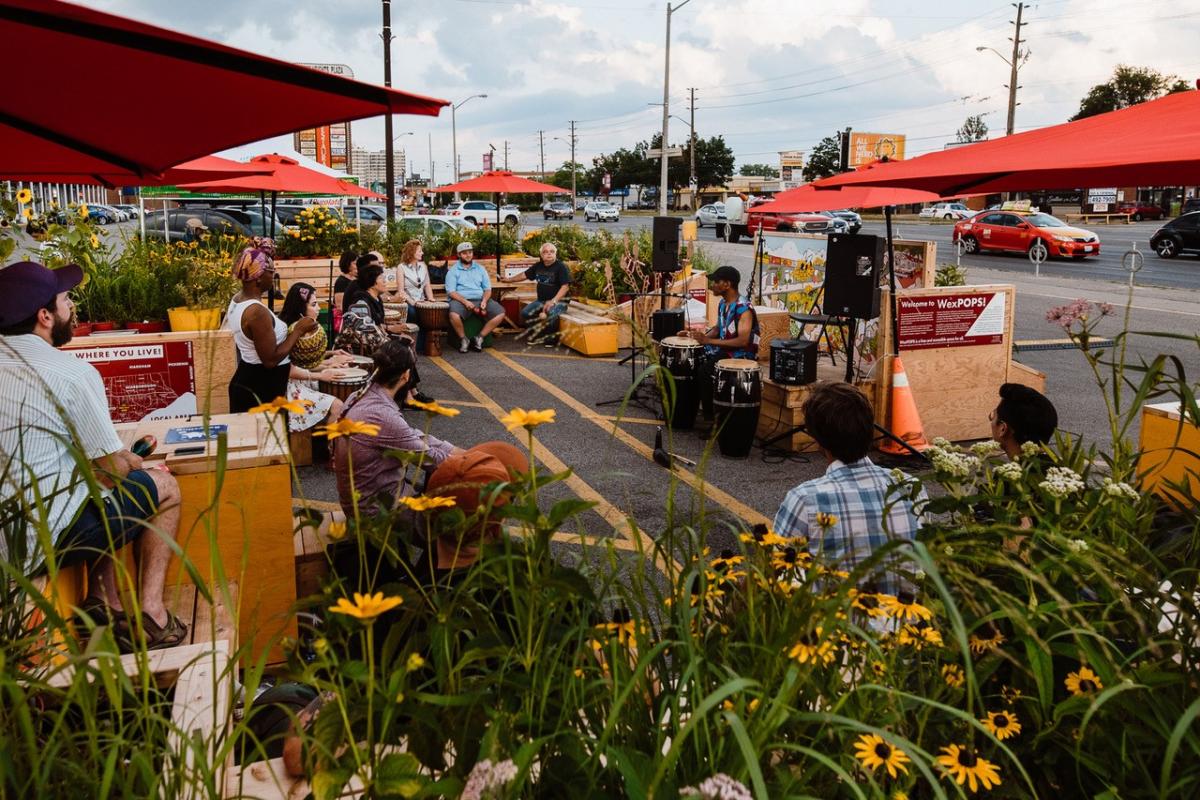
[[496, 192, 501, 278], [138, 193, 145, 241], [270, 191, 278, 238], [259, 191, 267, 237], [885, 205, 899, 356]]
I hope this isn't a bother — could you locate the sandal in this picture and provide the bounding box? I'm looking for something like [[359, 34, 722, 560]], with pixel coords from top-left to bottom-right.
[[134, 611, 189, 651], [73, 597, 126, 630]]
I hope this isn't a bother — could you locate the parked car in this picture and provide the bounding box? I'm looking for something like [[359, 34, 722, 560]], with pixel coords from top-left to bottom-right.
[[953, 210, 1100, 259], [114, 203, 141, 219], [142, 208, 258, 242], [694, 203, 726, 227], [1183, 197, 1200, 215], [393, 214, 477, 239], [583, 201, 619, 222], [1115, 202, 1165, 222], [443, 200, 520, 227], [1149, 212, 1200, 258], [716, 197, 847, 242], [920, 202, 973, 220], [216, 206, 290, 234], [86, 204, 121, 225], [826, 209, 862, 234], [543, 202, 574, 220]]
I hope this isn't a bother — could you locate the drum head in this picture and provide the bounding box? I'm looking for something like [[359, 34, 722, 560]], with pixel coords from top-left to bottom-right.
[[333, 367, 368, 383], [349, 355, 374, 368], [416, 301, 448, 309], [661, 335, 700, 348], [717, 358, 759, 370]]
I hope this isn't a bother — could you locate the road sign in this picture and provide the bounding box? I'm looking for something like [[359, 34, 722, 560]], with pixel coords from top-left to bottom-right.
[[646, 147, 684, 159]]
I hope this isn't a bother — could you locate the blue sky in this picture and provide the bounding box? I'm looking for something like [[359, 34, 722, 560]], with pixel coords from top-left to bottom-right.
[[96, 0, 1200, 179]]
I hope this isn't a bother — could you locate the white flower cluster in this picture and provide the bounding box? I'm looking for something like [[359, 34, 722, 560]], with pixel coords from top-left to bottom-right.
[[1039, 466, 1085, 498], [929, 447, 981, 479], [993, 461, 1023, 481], [970, 440, 1003, 457], [1102, 477, 1139, 501], [1067, 538, 1089, 553], [680, 774, 754, 800], [1020, 441, 1043, 458], [932, 437, 952, 448], [460, 759, 519, 800]]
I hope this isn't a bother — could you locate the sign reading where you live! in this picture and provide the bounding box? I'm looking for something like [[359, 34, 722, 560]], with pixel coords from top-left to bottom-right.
[[74, 341, 197, 423], [897, 291, 1006, 350]]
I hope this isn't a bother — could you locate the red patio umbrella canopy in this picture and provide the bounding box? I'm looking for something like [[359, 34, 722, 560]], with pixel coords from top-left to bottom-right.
[[816, 90, 1200, 195], [430, 171, 569, 196], [179, 154, 385, 199], [0, 0, 447, 185], [752, 184, 941, 214], [11, 155, 274, 188]]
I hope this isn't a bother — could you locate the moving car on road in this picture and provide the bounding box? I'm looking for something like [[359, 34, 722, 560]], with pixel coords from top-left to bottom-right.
[[443, 200, 520, 227], [583, 201, 620, 222], [953, 210, 1100, 259], [716, 196, 847, 243], [1116, 201, 1165, 222], [694, 203, 726, 227], [543, 202, 574, 220], [920, 202, 973, 220], [1149, 212, 1200, 259], [827, 209, 862, 234]]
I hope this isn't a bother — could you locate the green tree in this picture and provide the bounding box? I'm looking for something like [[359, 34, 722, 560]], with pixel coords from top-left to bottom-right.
[[1070, 64, 1190, 120], [548, 160, 587, 191], [739, 163, 780, 178], [956, 114, 989, 143], [802, 135, 841, 182]]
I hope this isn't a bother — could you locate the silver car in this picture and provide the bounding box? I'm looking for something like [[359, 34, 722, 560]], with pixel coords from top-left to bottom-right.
[[584, 201, 619, 222], [694, 203, 726, 227]]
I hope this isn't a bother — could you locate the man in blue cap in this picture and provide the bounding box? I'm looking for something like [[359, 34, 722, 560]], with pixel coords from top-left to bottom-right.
[[0, 260, 185, 650]]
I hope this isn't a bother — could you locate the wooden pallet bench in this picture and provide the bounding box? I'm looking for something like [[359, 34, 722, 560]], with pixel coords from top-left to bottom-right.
[[1063, 212, 1132, 224]]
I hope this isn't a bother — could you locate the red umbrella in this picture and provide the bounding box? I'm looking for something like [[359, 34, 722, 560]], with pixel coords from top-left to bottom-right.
[[0, 0, 447, 184], [10, 155, 273, 187], [431, 171, 569, 273], [816, 90, 1200, 195], [751, 184, 940, 214], [180, 154, 385, 199]]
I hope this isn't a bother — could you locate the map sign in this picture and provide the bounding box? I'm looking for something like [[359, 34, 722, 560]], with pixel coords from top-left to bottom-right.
[[73, 341, 197, 422], [897, 291, 1006, 350]]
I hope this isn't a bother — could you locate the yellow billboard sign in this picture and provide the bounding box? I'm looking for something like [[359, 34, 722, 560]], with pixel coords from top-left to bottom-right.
[[848, 132, 905, 167]]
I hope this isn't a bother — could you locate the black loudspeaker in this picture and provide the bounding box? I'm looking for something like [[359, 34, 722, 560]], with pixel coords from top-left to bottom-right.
[[652, 216, 682, 272], [650, 308, 684, 341], [769, 338, 818, 385], [824, 233, 883, 319]]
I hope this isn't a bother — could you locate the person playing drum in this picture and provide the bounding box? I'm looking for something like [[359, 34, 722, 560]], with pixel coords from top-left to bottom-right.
[[680, 265, 759, 432], [278, 283, 355, 438]]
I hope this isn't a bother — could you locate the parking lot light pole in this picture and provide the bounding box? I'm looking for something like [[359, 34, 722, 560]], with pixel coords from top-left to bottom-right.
[[659, 0, 692, 215], [452, 94, 487, 200]]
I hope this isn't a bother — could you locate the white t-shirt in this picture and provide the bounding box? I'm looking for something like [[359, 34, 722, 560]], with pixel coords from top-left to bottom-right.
[[0, 335, 125, 568], [226, 297, 288, 366]]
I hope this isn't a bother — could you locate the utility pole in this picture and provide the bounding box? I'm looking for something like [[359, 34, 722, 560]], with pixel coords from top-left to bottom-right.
[[658, 1, 692, 215], [688, 86, 697, 210], [538, 130, 546, 181], [1006, 2, 1025, 136], [428, 132, 433, 187], [502, 140, 510, 170], [568, 120, 578, 210], [381, 0, 395, 219]]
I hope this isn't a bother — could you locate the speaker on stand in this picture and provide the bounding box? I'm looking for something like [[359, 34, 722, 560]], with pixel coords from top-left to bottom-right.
[[824, 233, 883, 319]]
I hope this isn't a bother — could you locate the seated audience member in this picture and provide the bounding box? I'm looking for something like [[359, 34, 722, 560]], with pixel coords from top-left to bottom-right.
[[773, 382, 926, 597], [339, 263, 432, 405], [445, 242, 506, 353], [278, 283, 354, 438], [0, 261, 185, 649], [501, 242, 572, 345], [332, 250, 358, 331], [990, 383, 1058, 460], [425, 441, 529, 572], [331, 339, 464, 518]]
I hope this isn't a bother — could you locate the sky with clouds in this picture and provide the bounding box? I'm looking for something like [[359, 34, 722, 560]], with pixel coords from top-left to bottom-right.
[[96, 0, 1200, 181]]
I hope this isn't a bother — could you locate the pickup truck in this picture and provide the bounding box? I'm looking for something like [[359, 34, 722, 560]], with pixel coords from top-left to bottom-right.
[[715, 196, 848, 243]]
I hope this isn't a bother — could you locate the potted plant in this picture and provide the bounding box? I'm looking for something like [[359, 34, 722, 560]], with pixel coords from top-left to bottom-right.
[[168, 253, 240, 331]]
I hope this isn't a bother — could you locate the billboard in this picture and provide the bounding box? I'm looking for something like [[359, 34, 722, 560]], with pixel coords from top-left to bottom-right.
[[293, 63, 355, 171], [848, 132, 905, 167], [779, 150, 805, 189]]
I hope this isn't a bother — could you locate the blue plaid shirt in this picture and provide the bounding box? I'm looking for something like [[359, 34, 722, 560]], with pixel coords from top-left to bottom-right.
[[773, 457, 926, 596]]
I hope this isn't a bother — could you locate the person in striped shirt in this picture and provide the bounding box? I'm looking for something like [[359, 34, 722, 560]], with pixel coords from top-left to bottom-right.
[[0, 261, 185, 649]]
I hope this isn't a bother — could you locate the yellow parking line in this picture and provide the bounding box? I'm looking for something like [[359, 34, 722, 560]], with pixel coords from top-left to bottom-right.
[[595, 414, 661, 425], [487, 349, 771, 528], [504, 349, 618, 363], [438, 399, 487, 408], [430, 356, 657, 558]]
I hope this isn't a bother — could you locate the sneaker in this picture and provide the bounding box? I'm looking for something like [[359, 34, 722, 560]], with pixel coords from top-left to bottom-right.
[[543, 336, 558, 348], [459, 338, 469, 353], [471, 336, 484, 352]]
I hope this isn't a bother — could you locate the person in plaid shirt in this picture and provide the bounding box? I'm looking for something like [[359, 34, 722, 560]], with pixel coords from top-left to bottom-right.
[[773, 382, 926, 596]]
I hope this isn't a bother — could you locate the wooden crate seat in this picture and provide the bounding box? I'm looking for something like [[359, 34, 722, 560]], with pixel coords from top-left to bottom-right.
[[559, 312, 618, 357]]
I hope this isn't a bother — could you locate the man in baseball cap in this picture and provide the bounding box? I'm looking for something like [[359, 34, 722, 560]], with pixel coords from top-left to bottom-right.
[[0, 260, 185, 650], [444, 240, 506, 353]]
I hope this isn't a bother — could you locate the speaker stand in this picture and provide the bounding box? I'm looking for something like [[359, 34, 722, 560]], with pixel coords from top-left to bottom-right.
[[595, 345, 658, 414]]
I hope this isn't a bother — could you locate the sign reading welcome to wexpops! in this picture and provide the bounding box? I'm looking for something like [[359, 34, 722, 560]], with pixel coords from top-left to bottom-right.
[[897, 291, 1006, 351]]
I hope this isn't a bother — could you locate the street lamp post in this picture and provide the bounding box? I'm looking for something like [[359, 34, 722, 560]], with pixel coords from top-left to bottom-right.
[[392, 131, 413, 213], [670, 114, 696, 210], [976, 4, 1027, 137], [381, 0, 396, 219], [451, 94, 488, 200], [658, 0, 692, 216]]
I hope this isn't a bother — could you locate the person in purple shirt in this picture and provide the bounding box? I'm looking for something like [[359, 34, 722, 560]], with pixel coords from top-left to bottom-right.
[[332, 338, 464, 518]]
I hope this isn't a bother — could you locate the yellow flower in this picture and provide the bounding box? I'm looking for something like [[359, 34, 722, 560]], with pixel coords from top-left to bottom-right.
[[89, 234, 99, 249], [327, 519, 347, 541], [936, 744, 1002, 792], [1065, 665, 1103, 696], [406, 652, 426, 671], [288, 229, 300, 237], [395, 691, 405, 703], [748, 698, 760, 713], [405, 398, 461, 417], [313, 637, 328, 655], [815, 511, 838, 528], [398, 494, 457, 512], [329, 591, 403, 621], [981, 710, 1021, 740], [22, 208, 31, 219], [248, 396, 313, 415], [721, 699, 734, 711], [15, 188, 31, 204], [573, 667, 585, 678], [853, 733, 910, 779], [849, 589, 887, 617], [893, 793, 910, 800], [771, 545, 812, 572], [897, 624, 943, 650], [880, 594, 934, 623], [787, 628, 837, 666], [499, 407, 556, 431], [738, 529, 788, 548], [315, 418, 382, 440], [1001, 685, 1022, 705], [968, 629, 1007, 655], [594, 615, 641, 647], [871, 660, 887, 678], [942, 663, 965, 688], [78, 204, 89, 216]]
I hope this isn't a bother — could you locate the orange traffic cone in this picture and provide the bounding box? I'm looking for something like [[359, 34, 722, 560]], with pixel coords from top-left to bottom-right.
[[879, 356, 930, 455]]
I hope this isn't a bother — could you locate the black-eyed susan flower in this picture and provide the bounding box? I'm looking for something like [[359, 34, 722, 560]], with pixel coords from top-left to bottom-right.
[[594, 608, 641, 647], [398, 495, 457, 512], [249, 396, 313, 415], [326, 519, 347, 541], [936, 744, 1002, 792], [942, 663, 965, 688], [16, 188, 32, 204], [981, 710, 1021, 740], [315, 418, 381, 439], [880, 593, 933, 623], [329, 591, 402, 621], [871, 660, 887, 678], [1001, 686, 1022, 705], [853, 733, 910, 778], [406, 398, 461, 417], [814, 511, 839, 529], [1065, 665, 1103, 696], [710, 549, 745, 572], [968, 628, 1006, 655], [77, 204, 89, 216], [893, 792, 909, 800], [738, 524, 788, 548], [405, 652, 426, 671], [787, 628, 837, 666], [850, 589, 888, 617], [897, 624, 943, 650], [499, 407, 555, 431], [772, 546, 812, 572]]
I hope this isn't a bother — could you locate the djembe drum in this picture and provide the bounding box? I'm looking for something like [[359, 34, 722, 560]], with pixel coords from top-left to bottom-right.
[[415, 300, 450, 357], [318, 367, 370, 402]]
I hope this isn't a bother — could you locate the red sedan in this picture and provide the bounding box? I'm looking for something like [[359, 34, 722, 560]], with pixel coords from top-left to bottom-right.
[[1116, 202, 1166, 221], [953, 210, 1101, 259]]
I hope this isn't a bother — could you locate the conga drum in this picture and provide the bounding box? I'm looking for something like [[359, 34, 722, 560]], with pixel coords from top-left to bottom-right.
[[318, 368, 369, 402], [414, 300, 449, 357], [713, 359, 761, 459], [658, 336, 702, 430]]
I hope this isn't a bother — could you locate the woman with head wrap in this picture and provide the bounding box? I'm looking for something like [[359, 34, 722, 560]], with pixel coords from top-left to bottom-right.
[[278, 282, 355, 436], [225, 238, 318, 413]]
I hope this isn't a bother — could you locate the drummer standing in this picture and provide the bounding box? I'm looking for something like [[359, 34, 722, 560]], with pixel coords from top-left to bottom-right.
[[445, 242, 506, 354], [681, 265, 759, 431]]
